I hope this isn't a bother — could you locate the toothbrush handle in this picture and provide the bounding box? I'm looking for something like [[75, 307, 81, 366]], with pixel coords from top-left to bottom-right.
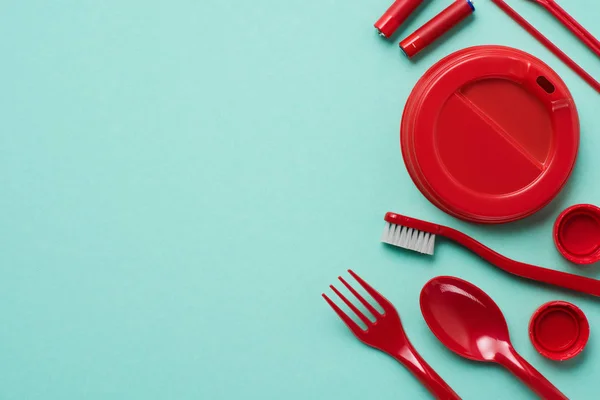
[[383, 212, 600, 297], [440, 226, 600, 297]]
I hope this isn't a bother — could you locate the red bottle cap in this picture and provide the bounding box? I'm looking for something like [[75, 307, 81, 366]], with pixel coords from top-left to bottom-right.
[[554, 204, 600, 265], [401, 46, 579, 224], [529, 301, 589, 361]]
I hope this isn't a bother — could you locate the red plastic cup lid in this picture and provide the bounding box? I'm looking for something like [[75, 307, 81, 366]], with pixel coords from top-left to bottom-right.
[[401, 46, 580, 224], [554, 204, 600, 265], [529, 301, 589, 361]]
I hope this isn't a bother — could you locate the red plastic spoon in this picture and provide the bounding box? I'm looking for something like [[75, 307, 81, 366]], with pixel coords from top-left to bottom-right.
[[420, 277, 568, 400]]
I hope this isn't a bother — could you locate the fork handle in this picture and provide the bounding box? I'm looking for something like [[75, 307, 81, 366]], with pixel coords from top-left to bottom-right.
[[394, 345, 461, 399]]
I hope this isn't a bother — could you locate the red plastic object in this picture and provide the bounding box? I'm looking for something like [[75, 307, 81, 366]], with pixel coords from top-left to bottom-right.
[[374, 0, 424, 38], [323, 270, 461, 399], [400, 0, 474, 58], [385, 212, 600, 297], [420, 276, 568, 400], [554, 204, 600, 265], [492, 0, 600, 94], [529, 301, 590, 361], [401, 46, 579, 224], [531, 0, 600, 58]]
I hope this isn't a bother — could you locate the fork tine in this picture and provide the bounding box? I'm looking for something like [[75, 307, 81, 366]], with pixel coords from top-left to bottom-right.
[[347, 270, 393, 313], [339, 276, 381, 317], [329, 285, 372, 326], [322, 293, 364, 336]]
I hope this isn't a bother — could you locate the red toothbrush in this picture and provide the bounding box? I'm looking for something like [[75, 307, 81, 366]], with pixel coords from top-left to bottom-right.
[[323, 270, 461, 400], [381, 212, 600, 297], [528, 0, 600, 58]]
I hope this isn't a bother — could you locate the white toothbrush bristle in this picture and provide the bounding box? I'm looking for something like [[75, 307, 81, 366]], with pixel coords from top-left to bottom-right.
[[381, 222, 436, 255]]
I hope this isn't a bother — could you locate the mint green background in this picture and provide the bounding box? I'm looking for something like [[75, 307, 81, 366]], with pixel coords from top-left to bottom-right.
[[1, 0, 600, 399]]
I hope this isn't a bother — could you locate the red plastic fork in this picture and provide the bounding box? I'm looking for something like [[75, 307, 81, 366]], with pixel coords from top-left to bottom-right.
[[323, 270, 461, 400]]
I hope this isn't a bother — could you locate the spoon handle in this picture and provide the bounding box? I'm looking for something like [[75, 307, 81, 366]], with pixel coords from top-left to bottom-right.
[[394, 345, 462, 400], [496, 346, 568, 400]]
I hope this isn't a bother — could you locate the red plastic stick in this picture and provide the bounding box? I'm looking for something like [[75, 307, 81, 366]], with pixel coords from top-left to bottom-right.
[[533, 0, 600, 58], [375, 0, 424, 39], [400, 0, 475, 58], [492, 0, 600, 94]]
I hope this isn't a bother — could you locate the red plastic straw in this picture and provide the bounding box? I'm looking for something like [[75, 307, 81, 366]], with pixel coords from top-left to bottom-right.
[[539, 0, 600, 58], [492, 0, 600, 94]]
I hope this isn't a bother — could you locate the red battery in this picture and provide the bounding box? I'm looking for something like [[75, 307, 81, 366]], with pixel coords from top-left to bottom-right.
[[374, 0, 424, 39], [400, 0, 475, 57]]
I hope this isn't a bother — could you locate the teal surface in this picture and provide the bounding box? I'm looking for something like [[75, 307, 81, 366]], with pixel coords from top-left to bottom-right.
[[1, 0, 600, 398]]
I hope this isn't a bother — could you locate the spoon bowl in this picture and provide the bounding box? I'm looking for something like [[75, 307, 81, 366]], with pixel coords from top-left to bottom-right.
[[420, 276, 510, 362]]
